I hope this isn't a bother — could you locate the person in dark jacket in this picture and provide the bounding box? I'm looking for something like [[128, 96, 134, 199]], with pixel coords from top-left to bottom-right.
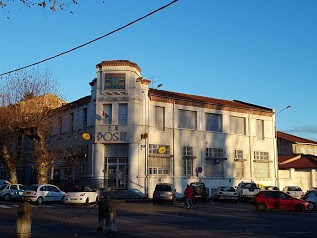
[[184, 184, 193, 208]]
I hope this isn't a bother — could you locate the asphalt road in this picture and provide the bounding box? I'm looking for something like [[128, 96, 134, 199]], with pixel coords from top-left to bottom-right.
[[0, 199, 316, 238]]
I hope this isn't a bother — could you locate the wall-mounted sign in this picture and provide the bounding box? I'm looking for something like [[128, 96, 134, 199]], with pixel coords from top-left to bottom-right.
[[82, 132, 91, 141], [196, 167, 203, 173], [104, 73, 126, 90], [97, 132, 128, 142], [158, 146, 166, 154]]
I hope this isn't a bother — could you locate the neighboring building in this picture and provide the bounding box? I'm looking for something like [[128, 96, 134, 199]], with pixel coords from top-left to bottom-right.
[[45, 60, 278, 198], [277, 131, 317, 191]]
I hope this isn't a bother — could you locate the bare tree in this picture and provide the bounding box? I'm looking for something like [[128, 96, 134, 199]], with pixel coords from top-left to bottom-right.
[[0, 0, 78, 16], [0, 67, 66, 184]]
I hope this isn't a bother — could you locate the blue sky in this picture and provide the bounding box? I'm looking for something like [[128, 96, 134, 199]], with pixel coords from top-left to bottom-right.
[[0, 0, 316, 140]]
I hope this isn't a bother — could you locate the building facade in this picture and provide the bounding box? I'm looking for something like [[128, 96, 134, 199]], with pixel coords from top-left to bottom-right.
[[277, 131, 317, 192], [47, 60, 278, 198]]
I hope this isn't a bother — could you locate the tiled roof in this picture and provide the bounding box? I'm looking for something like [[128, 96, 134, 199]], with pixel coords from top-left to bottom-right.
[[96, 60, 141, 73], [66, 96, 91, 110], [149, 89, 274, 115], [278, 154, 317, 169], [277, 131, 317, 144]]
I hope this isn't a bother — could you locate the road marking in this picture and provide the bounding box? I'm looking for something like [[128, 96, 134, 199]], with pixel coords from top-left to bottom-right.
[[0, 205, 11, 209], [286, 231, 312, 234]]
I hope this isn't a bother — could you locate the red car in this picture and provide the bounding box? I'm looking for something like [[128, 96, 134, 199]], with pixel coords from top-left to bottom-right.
[[251, 190, 309, 212]]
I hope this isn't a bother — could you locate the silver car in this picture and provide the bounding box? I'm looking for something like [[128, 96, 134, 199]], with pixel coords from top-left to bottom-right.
[[283, 186, 303, 198], [301, 189, 317, 210], [215, 186, 238, 202], [22, 184, 66, 204], [152, 183, 176, 204], [0, 184, 26, 201]]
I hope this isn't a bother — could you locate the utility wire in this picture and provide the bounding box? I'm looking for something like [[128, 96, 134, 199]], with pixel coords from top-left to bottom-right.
[[0, 0, 178, 76]]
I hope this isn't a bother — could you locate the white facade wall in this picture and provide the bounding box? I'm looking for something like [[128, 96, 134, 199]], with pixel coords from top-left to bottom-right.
[[48, 60, 279, 198]]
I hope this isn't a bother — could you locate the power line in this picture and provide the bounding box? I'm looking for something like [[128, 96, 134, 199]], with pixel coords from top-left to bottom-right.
[[0, 0, 178, 76]]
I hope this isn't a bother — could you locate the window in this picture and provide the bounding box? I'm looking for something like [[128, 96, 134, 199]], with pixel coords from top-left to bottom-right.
[[118, 103, 128, 124], [155, 106, 165, 131], [205, 148, 225, 177], [83, 108, 88, 128], [234, 150, 245, 177], [103, 104, 112, 124], [58, 116, 62, 135], [149, 144, 170, 155], [254, 151, 269, 160], [178, 110, 197, 129], [206, 148, 223, 158], [254, 151, 270, 178], [206, 113, 222, 132], [183, 146, 193, 156], [69, 112, 74, 133], [148, 157, 171, 175], [256, 119, 264, 140], [148, 144, 171, 175], [205, 158, 224, 177], [183, 146, 194, 175], [184, 158, 193, 176], [229, 116, 246, 135]]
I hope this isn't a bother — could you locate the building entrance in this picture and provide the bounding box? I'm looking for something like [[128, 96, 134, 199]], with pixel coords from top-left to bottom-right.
[[104, 157, 128, 189]]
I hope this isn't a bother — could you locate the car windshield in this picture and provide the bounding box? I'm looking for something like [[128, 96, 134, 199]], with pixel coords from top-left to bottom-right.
[[241, 183, 257, 188], [155, 185, 172, 191], [26, 185, 39, 191], [67, 186, 92, 192], [0, 184, 6, 190], [191, 183, 204, 188], [221, 187, 235, 192]]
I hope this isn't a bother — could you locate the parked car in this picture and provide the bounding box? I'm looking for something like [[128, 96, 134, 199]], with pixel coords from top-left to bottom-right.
[[22, 184, 66, 204], [152, 183, 176, 204], [0, 184, 26, 201], [263, 186, 279, 191], [215, 186, 238, 202], [64, 185, 99, 205], [283, 186, 303, 198], [251, 190, 309, 212], [0, 179, 10, 185], [190, 182, 209, 202], [236, 182, 261, 201], [300, 189, 317, 210]]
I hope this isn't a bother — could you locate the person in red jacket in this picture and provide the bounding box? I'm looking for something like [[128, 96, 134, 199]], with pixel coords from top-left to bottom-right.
[[184, 184, 193, 208]]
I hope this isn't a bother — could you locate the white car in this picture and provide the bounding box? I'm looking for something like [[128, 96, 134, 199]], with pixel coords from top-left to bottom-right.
[[64, 185, 99, 205], [0, 184, 26, 201], [283, 186, 303, 198], [22, 184, 66, 204], [215, 186, 238, 202]]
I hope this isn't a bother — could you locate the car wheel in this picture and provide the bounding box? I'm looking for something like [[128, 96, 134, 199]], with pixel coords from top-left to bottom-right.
[[36, 197, 43, 205], [308, 202, 315, 210], [3, 194, 11, 201], [60, 196, 65, 203], [295, 204, 304, 212], [257, 202, 266, 211]]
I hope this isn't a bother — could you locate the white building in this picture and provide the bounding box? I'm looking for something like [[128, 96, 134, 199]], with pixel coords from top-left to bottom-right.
[[48, 60, 278, 198]]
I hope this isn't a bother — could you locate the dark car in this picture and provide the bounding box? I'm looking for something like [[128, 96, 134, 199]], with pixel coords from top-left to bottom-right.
[[152, 183, 176, 204], [301, 189, 317, 210], [251, 190, 310, 212], [190, 182, 208, 203]]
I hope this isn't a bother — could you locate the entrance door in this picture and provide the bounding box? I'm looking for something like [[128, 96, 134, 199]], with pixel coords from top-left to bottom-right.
[[105, 158, 128, 189]]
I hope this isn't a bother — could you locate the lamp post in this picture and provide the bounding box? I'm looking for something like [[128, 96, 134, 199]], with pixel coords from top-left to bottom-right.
[[274, 105, 291, 188]]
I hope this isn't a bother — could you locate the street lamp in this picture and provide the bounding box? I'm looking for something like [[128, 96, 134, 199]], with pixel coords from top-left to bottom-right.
[[276, 105, 291, 118], [274, 105, 291, 188]]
